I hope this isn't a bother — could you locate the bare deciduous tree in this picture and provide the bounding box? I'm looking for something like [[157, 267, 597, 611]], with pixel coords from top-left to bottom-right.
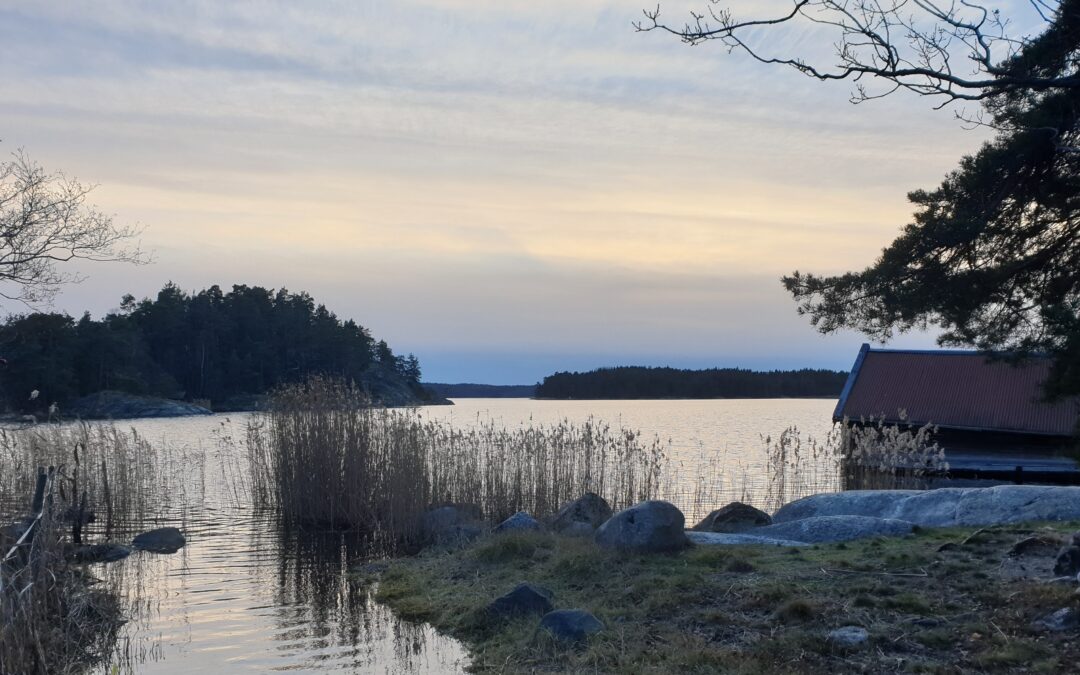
[[0, 150, 147, 305], [637, 1, 1077, 106]]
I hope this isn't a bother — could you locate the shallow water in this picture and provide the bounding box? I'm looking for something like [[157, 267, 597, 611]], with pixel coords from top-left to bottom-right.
[[87, 398, 834, 673]]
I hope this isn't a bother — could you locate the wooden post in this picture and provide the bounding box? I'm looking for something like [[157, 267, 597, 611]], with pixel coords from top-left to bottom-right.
[[30, 466, 46, 513], [1015, 465, 1024, 485]]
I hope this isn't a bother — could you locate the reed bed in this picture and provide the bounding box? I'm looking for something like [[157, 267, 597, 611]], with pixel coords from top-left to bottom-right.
[[663, 415, 945, 522], [246, 378, 667, 541], [250, 378, 945, 540], [0, 423, 189, 674]]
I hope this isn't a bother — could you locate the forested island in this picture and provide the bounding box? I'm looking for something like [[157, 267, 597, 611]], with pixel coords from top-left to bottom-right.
[[535, 366, 847, 399], [0, 283, 439, 415]]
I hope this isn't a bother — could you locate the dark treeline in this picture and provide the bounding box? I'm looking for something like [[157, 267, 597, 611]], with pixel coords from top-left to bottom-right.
[[424, 383, 537, 398], [535, 366, 848, 399], [0, 282, 434, 413]]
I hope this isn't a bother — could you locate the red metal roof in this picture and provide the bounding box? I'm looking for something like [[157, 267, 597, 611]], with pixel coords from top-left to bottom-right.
[[834, 346, 1080, 436]]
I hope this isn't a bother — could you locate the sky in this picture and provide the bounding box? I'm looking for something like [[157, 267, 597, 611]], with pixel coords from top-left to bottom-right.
[[0, 1, 1045, 384]]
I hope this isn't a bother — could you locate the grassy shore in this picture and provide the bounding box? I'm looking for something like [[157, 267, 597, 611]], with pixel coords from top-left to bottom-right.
[[371, 523, 1080, 673]]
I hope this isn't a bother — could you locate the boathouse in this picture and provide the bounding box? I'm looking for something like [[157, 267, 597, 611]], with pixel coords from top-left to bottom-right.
[[834, 344, 1080, 482]]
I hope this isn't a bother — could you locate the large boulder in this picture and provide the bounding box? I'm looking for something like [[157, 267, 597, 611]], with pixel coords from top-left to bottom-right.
[[552, 493, 612, 534], [132, 527, 186, 553], [420, 504, 483, 545], [487, 583, 554, 618], [494, 511, 543, 534], [693, 502, 772, 533], [774, 486, 1080, 528], [539, 609, 604, 644], [595, 500, 689, 553], [754, 515, 914, 543]]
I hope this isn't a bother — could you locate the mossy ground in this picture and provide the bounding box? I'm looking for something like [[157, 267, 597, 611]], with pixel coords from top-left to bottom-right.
[[367, 523, 1080, 673]]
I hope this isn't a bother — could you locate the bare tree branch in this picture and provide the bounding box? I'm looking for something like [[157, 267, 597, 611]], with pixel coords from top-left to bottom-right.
[[636, 1, 1076, 105], [0, 150, 149, 306]]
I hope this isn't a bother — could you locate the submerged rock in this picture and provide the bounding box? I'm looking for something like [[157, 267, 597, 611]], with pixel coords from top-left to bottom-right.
[[552, 493, 612, 534], [753, 515, 915, 543], [487, 583, 554, 618], [595, 500, 689, 553], [68, 543, 132, 563], [693, 502, 771, 533], [494, 512, 543, 534], [132, 527, 186, 553], [539, 609, 603, 644]]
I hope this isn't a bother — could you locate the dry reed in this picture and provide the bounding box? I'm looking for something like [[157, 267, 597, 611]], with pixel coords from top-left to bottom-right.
[[246, 377, 667, 541], [0, 422, 194, 674]]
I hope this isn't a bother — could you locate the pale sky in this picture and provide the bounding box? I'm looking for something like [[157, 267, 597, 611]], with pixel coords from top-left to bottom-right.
[[0, 1, 1042, 383]]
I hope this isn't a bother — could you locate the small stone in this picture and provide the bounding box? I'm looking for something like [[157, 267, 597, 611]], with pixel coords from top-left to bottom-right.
[[827, 625, 869, 648], [1032, 607, 1080, 632], [539, 609, 603, 644], [693, 502, 772, 533], [494, 511, 543, 534], [131, 527, 186, 553], [487, 583, 554, 618], [1053, 545, 1080, 576], [1008, 534, 1061, 557]]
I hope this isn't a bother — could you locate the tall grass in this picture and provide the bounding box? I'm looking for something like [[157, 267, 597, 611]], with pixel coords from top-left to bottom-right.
[[250, 378, 947, 538], [246, 378, 667, 541], [0, 423, 174, 675]]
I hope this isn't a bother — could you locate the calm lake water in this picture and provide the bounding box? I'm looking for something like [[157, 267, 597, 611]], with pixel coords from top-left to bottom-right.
[[93, 398, 836, 674]]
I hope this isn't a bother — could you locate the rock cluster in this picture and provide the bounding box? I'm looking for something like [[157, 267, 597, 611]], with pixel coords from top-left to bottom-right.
[[484, 583, 603, 645]]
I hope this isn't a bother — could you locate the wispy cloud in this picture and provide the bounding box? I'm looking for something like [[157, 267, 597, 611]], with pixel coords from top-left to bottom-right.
[[0, 0, 1030, 381]]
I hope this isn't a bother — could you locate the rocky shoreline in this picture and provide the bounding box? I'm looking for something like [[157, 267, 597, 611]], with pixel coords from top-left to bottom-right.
[[373, 486, 1080, 672]]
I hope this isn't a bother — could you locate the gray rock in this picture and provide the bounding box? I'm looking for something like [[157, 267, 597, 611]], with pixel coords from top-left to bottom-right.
[[595, 500, 689, 553], [828, 626, 869, 648], [132, 527, 186, 553], [68, 391, 212, 420], [693, 502, 772, 533], [754, 515, 914, 543], [494, 511, 542, 534], [487, 583, 554, 618], [561, 521, 596, 538], [420, 505, 483, 545], [1054, 546, 1080, 576], [539, 609, 603, 644], [1032, 607, 1080, 632], [552, 493, 612, 533], [686, 531, 808, 547], [68, 543, 132, 563], [773, 486, 1080, 528]]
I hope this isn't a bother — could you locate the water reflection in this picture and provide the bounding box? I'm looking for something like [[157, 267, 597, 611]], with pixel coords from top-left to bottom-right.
[[88, 399, 834, 673]]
